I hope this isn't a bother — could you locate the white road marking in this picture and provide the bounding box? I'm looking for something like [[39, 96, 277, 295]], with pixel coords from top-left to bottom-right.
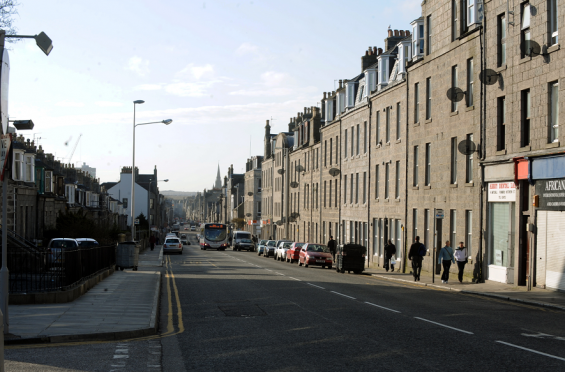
[[274, 272, 285, 276], [365, 301, 401, 313], [306, 283, 325, 290], [414, 317, 474, 334], [496, 341, 565, 361], [289, 277, 301, 281], [330, 291, 356, 300]]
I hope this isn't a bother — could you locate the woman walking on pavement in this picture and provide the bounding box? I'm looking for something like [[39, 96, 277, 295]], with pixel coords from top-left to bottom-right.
[[454, 241, 468, 283], [438, 240, 455, 284], [384, 239, 396, 272]]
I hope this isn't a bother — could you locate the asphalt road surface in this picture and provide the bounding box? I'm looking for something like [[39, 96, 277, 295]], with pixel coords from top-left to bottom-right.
[[5, 231, 565, 371]]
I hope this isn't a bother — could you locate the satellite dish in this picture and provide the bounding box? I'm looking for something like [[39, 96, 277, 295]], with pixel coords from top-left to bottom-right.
[[290, 181, 299, 188], [296, 165, 305, 172], [248, 192, 253, 196], [479, 69, 500, 85], [289, 216, 296, 222], [291, 212, 300, 219], [446, 87, 465, 102], [522, 39, 541, 57], [276, 220, 283, 226], [245, 213, 252, 217], [458, 139, 477, 155], [277, 169, 285, 174], [329, 168, 340, 177]]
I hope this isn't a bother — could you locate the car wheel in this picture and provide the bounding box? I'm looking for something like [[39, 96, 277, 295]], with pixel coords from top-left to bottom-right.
[[328, 265, 332, 270], [340, 267, 345, 273], [322, 265, 325, 269], [298, 260, 303, 267]]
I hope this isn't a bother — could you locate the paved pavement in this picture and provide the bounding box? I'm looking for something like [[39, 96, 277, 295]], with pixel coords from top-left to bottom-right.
[[7, 245, 163, 343], [364, 264, 565, 311]]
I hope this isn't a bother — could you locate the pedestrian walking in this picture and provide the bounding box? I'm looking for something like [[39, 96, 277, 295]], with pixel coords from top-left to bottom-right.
[[327, 236, 337, 261], [384, 239, 397, 272], [454, 241, 468, 283], [149, 234, 156, 251], [408, 236, 425, 281], [438, 241, 455, 284]]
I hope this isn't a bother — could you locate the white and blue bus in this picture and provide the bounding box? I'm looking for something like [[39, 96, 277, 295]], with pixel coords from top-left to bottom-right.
[[199, 223, 229, 250]]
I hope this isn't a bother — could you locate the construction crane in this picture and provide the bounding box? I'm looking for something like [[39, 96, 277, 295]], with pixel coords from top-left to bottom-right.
[[67, 134, 82, 163]]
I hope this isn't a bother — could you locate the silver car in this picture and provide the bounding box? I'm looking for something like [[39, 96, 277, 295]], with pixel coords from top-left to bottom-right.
[[257, 240, 268, 256], [46, 238, 80, 268], [274, 241, 293, 261], [163, 237, 183, 255], [263, 240, 278, 257]]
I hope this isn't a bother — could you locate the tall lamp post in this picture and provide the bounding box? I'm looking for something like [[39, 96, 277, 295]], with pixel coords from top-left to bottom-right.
[[131, 100, 171, 241]]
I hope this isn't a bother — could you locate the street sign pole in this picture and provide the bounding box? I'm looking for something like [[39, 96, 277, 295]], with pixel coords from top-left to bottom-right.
[[432, 208, 436, 284]]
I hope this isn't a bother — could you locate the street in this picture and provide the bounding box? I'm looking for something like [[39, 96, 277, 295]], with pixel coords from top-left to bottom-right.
[[5, 231, 565, 371]]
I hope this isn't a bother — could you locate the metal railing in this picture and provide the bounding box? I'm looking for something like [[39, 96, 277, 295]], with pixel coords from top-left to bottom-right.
[[5, 244, 116, 293]]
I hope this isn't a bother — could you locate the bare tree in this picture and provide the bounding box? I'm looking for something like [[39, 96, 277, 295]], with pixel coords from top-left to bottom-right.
[[0, 0, 19, 42]]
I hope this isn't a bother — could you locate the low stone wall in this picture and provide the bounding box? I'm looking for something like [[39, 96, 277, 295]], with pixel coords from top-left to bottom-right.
[[9, 267, 115, 305]]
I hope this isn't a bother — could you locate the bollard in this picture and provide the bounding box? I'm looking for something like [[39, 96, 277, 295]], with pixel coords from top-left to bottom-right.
[[0, 308, 4, 372]]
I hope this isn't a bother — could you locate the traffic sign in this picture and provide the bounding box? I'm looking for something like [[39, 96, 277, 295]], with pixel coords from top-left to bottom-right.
[[134, 219, 140, 225], [435, 209, 444, 219]]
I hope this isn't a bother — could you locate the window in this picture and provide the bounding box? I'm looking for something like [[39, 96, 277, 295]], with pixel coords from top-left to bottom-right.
[[466, 133, 474, 183], [550, 82, 559, 143], [25, 155, 34, 182], [351, 126, 355, 157], [363, 172, 367, 204], [413, 145, 419, 187], [395, 161, 400, 199], [498, 14, 506, 66], [329, 180, 332, 208], [467, 58, 474, 107], [386, 108, 390, 143], [396, 103, 401, 140], [452, 65, 458, 112], [468, 0, 475, 25], [385, 163, 390, 199], [334, 179, 338, 207], [424, 209, 430, 250], [364, 121, 367, 153], [356, 124, 360, 155], [521, 89, 531, 147], [426, 77, 432, 120], [426, 15, 432, 55], [451, 137, 458, 184], [329, 138, 333, 165], [425, 143, 431, 186], [324, 140, 327, 167], [45, 171, 53, 193], [13, 152, 23, 180], [497, 97, 506, 151], [550, 0, 559, 45], [452, 0, 459, 41], [450, 209, 457, 246], [414, 83, 420, 123], [376, 111, 381, 144], [344, 175, 347, 204], [419, 23, 424, 54], [350, 174, 354, 204], [521, 3, 531, 58], [335, 136, 338, 162], [375, 164, 380, 199], [324, 181, 327, 208], [344, 129, 348, 158], [465, 210, 472, 256], [461, 0, 468, 33], [413, 209, 418, 241]]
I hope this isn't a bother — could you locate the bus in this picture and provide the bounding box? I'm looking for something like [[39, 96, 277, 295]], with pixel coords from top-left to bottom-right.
[[199, 223, 229, 250]]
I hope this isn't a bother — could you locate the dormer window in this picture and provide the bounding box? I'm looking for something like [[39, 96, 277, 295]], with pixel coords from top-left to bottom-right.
[[45, 171, 53, 193], [397, 40, 412, 76], [365, 68, 376, 93], [377, 55, 391, 90], [345, 82, 357, 108], [411, 17, 424, 60], [24, 154, 35, 183], [337, 91, 346, 114], [325, 98, 334, 122], [12, 151, 23, 181]]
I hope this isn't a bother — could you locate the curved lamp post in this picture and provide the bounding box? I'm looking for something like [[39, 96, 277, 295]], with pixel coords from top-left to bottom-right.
[[131, 100, 172, 240]]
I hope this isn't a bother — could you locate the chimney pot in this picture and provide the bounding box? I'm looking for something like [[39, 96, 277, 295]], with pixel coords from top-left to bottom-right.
[[338, 80, 343, 89], [323, 92, 327, 99], [394, 29, 399, 36], [266, 119, 269, 125], [378, 48, 383, 55], [406, 30, 411, 36], [332, 91, 335, 96], [400, 30, 405, 37], [365, 50, 369, 56], [373, 46, 377, 54], [388, 29, 393, 37], [304, 107, 307, 114]]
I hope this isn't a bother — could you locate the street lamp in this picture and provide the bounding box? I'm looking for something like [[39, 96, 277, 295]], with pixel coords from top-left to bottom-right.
[[147, 178, 168, 230], [131, 100, 172, 241]]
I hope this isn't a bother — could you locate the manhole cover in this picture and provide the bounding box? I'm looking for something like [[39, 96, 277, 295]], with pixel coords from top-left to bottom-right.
[[218, 304, 266, 317]]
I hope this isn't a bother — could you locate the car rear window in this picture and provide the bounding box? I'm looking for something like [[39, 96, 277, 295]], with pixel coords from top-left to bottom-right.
[[166, 238, 179, 243], [51, 240, 77, 248], [235, 233, 251, 239]]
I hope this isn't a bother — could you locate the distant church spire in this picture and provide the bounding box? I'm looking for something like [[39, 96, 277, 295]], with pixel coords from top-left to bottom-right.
[[215, 164, 222, 189]]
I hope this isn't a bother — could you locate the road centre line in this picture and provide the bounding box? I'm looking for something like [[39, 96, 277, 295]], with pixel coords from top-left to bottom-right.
[[364, 301, 401, 313], [306, 283, 325, 290], [414, 317, 473, 335], [289, 277, 301, 281], [496, 341, 565, 362], [330, 291, 356, 300]]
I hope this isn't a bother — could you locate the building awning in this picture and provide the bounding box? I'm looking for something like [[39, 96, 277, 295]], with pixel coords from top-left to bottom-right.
[[530, 154, 565, 180]]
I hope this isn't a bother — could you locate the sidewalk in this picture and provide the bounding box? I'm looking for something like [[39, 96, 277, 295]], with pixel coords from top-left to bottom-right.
[[365, 266, 565, 311], [6, 245, 164, 344]]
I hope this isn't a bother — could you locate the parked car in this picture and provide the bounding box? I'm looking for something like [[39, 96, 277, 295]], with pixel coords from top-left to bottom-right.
[[256, 240, 268, 256], [76, 238, 99, 248], [191, 226, 196, 231], [274, 241, 293, 261], [298, 243, 332, 269], [46, 238, 80, 267], [263, 240, 278, 257], [234, 238, 255, 251], [286, 242, 305, 263], [163, 237, 183, 254]]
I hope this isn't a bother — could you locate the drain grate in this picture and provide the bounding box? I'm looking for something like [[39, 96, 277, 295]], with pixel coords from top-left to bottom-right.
[[218, 304, 266, 317]]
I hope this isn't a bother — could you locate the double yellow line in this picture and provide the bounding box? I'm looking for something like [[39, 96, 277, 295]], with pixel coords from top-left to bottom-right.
[[163, 255, 185, 336]]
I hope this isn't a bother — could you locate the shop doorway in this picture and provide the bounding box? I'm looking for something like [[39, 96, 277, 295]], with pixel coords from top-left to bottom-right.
[[435, 218, 442, 275]]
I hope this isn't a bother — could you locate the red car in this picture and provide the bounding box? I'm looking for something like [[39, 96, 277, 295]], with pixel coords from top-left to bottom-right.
[[298, 243, 333, 269], [286, 242, 305, 263]]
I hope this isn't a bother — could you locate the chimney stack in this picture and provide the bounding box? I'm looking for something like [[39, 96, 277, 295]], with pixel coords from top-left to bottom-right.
[[338, 80, 343, 89], [394, 29, 399, 36], [400, 30, 405, 37], [378, 48, 383, 55], [388, 28, 393, 37], [406, 30, 411, 36]]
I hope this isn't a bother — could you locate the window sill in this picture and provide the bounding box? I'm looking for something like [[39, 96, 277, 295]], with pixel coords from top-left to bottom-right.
[[465, 182, 474, 187], [496, 149, 507, 156], [395, 198, 401, 203], [546, 141, 560, 148], [395, 139, 401, 144], [375, 198, 379, 202], [425, 118, 432, 124], [520, 56, 532, 64], [518, 145, 531, 152], [450, 184, 458, 188], [547, 44, 560, 54], [376, 144, 382, 149], [414, 122, 420, 127], [450, 111, 459, 117], [495, 65, 507, 73], [384, 198, 390, 203], [412, 186, 419, 190], [385, 142, 391, 147], [465, 105, 475, 112], [424, 185, 431, 190]]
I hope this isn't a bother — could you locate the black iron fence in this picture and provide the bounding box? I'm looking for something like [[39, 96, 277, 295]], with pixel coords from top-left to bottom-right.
[[4, 244, 116, 293]]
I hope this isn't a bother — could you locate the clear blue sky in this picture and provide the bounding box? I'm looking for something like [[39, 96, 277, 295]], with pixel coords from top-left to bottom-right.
[[9, 0, 421, 191]]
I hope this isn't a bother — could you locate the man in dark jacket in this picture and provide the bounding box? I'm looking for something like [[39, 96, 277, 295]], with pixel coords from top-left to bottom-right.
[[384, 239, 396, 272], [327, 236, 337, 261], [408, 236, 425, 281]]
